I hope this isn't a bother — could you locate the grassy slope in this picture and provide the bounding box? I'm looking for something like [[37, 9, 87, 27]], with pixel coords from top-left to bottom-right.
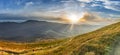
[[0, 39, 68, 55], [1, 22, 120, 55]]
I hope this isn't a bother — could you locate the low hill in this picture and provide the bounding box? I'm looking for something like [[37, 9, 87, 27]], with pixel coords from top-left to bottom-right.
[[0, 21, 120, 55]]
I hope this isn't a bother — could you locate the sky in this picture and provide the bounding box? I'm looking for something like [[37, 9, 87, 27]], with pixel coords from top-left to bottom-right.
[[0, 0, 120, 24]]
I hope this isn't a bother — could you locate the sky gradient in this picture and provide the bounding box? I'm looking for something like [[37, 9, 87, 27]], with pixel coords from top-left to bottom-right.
[[0, 0, 120, 23]]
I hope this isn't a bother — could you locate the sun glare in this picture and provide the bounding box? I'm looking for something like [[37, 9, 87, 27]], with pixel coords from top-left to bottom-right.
[[65, 13, 84, 24], [67, 14, 80, 24], [61, 13, 85, 31]]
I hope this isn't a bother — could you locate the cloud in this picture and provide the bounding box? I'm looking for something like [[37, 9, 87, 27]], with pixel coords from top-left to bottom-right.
[[91, 4, 101, 7], [103, 1, 120, 11], [80, 3, 86, 7], [77, 0, 120, 11], [104, 5, 120, 11], [77, 0, 93, 3], [78, 12, 116, 25], [25, 2, 34, 8], [45, 12, 115, 25], [81, 12, 108, 22], [96, 0, 120, 11]]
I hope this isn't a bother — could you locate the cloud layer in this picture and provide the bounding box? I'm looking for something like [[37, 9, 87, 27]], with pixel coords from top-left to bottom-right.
[[0, 0, 119, 24]]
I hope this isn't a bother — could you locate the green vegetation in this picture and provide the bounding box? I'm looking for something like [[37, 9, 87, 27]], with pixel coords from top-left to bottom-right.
[[1, 22, 120, 55]]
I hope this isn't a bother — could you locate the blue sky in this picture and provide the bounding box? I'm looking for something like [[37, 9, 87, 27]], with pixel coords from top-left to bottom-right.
[[0, 0, 120, 21]]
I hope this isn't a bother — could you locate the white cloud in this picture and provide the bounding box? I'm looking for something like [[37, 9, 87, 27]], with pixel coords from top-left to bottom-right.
[[77, 0, 93, 3], [25, 2, 34, 7], [99, 0, 120, 11], [91, 4, 101, 7], [104, 5, 120, 11], [77, 0, 120, 11]]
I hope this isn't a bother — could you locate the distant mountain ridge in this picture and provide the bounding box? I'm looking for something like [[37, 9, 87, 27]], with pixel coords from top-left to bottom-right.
[[0, 20, 102, 42]]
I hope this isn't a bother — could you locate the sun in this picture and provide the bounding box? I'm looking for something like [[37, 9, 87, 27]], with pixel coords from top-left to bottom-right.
[[65, 13, 84, 24], [67, 14, 80, 24], [61, 13, 84, 31]]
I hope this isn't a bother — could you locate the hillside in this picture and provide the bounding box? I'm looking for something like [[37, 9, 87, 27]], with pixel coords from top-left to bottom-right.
[[0, 20, 101, 42], [0, 21, 120, 55]]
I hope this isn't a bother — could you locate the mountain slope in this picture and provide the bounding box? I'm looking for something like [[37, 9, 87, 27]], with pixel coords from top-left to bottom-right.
[[0, 22, 120, 55], [0, 20, 101, 42], [24, 21, 120, 55]]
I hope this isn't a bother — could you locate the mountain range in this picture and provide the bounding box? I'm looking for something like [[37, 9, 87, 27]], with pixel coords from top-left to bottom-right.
[[0, 20, 102, 42]]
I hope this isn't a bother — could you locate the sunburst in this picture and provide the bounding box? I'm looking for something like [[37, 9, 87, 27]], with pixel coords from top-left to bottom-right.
[[64, 13, 84, 30]]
